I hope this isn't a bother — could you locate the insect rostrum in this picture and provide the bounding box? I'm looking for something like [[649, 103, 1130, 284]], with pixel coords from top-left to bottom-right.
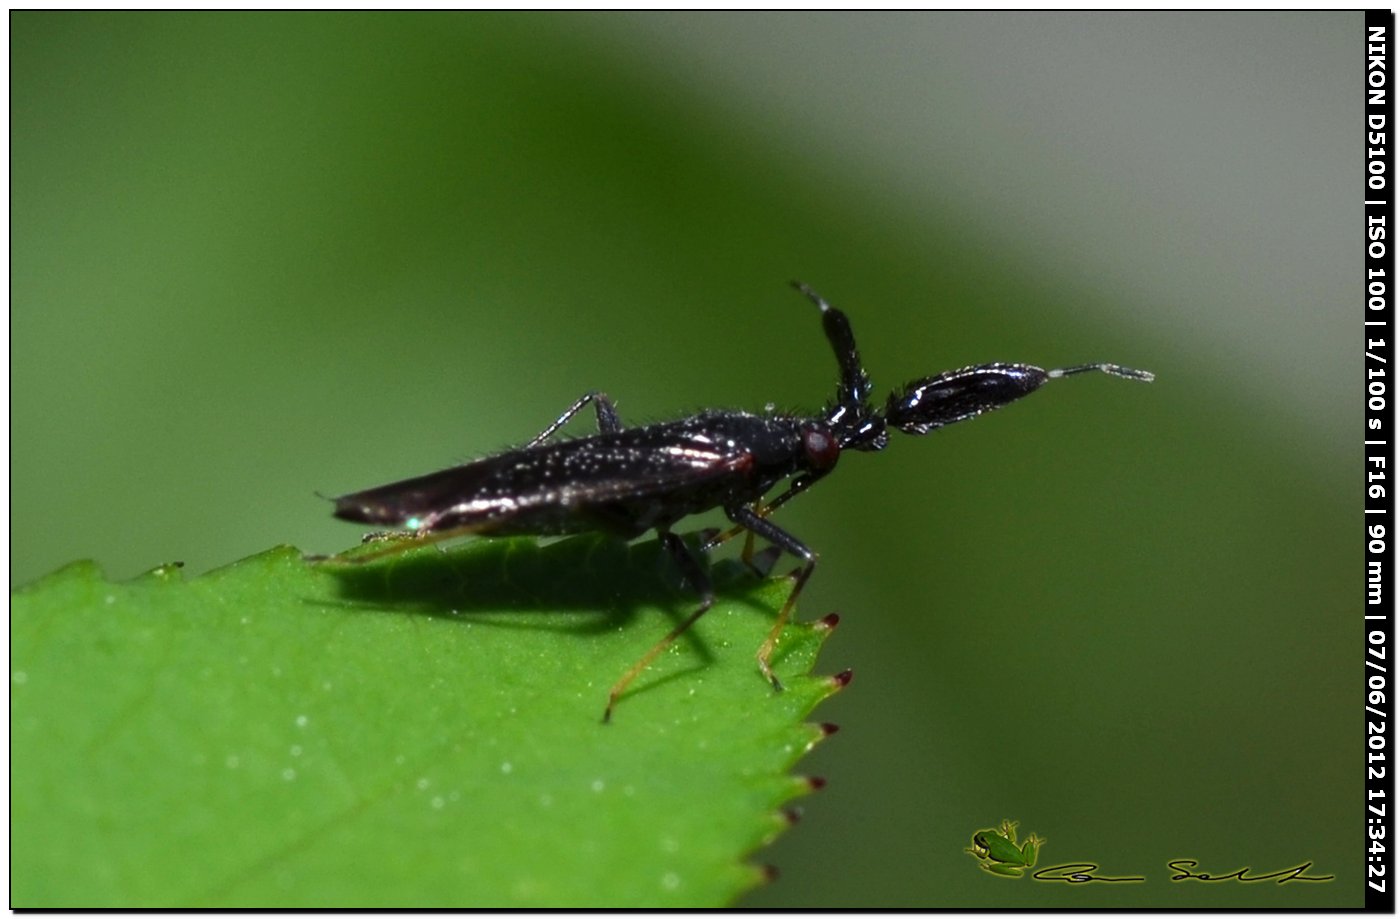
[[331, 283, 1153, 720]]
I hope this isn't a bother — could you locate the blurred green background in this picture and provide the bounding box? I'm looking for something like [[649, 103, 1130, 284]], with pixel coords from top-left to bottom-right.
[[12, 12, 1358, 907]]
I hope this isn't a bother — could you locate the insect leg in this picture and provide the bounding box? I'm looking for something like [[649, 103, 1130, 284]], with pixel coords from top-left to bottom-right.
[[323, 521, 494, 564], [603, 530, 715, 722], [724, 505, 817, 692], [525, 391, 621, 447], [700, 472, 825, 554]]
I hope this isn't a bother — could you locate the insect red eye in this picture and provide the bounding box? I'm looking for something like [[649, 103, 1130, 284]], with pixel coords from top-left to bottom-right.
[[802, 426, 840, 470]]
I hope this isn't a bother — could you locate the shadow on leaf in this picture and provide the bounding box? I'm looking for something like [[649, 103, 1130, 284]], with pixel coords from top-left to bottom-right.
[[314, 532, 769, 642]]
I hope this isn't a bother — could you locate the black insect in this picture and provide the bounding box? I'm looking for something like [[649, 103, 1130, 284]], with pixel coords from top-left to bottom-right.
[[330, 283, 1152, 720]]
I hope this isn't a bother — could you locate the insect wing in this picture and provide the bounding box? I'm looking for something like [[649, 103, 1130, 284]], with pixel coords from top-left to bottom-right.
[[332, 451, 524, 528], [333, 426, 753, 533]]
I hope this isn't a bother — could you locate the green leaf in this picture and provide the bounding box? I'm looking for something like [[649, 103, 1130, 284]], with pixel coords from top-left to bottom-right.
[[11, 535, 842, 907]]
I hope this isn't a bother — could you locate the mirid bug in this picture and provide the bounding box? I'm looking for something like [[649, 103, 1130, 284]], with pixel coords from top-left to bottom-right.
[[330, 283, 1153, 720]]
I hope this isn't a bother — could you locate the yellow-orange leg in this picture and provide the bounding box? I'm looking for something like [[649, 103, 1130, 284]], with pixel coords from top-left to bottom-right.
[[603, 595, 714, 723], [755, 559, 815, 691], [723, 504, 818, 694], [603, 531, 713, 722]]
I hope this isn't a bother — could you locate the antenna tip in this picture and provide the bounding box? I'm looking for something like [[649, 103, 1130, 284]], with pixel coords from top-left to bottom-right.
[[790, 280, 831, 312], [1048, 363, 1154, 382]]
